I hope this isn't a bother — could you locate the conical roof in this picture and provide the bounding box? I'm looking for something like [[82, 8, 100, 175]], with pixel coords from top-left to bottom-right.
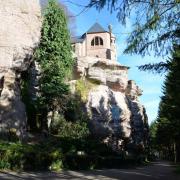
[[87, 23, 106, 33]]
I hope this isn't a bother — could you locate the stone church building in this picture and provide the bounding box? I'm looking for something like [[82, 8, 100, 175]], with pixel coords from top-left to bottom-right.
[[71, 23, 117, 61]]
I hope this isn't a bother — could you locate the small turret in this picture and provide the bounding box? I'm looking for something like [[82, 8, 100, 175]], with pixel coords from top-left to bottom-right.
[[108, 24, 117, 61], [108, 24, 112, 34]]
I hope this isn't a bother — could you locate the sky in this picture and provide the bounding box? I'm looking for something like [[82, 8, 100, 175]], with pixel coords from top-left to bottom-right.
[[61, 0, 166, 124]]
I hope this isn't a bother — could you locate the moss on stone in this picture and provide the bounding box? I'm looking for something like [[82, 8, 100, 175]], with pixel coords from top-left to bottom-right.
[[75, 79, 98, 102]]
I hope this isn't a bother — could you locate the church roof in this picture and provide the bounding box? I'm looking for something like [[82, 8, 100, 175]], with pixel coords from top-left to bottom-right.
[[71, 23, 107, 44], [71, 36, 84, 43], [87, 23, 106, 34]]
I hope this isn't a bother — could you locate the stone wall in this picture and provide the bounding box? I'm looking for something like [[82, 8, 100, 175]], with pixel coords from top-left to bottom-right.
[[0, 0, 41, 138]]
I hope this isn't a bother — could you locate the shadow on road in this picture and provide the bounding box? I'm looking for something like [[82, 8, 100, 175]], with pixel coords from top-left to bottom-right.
[[0, 161, 180, 180]]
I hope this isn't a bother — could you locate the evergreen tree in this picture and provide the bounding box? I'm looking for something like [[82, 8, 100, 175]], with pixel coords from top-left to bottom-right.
[[34, 0, 74, 129], [156, 45, 180, 162], [149, 121, 158, 148]]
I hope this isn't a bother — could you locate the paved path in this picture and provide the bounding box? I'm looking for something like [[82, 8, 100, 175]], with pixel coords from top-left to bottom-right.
[[0, 161, 180, 180]]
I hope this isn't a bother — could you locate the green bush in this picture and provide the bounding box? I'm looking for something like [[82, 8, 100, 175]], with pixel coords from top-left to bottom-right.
[[0, 137, 138, 171], [64, 94, 87, 122], [49, 113, 90, 139], [0, 141, 63, 171], [75, 79, 98, 102]]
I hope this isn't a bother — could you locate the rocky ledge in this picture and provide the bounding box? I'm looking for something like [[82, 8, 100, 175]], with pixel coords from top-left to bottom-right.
[[71, 56, 149, 153]]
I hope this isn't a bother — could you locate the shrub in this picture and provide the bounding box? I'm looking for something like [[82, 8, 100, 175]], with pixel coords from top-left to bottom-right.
[[64, 94, 87, 122], [0, 137, 138, 171], [0, 141, 63, 171], [49, 113, 90, 139], [75, 79, 98, 102]]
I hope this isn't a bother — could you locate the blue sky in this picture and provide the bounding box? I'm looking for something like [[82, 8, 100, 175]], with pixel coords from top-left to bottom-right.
[[62, 0, 166, 124]]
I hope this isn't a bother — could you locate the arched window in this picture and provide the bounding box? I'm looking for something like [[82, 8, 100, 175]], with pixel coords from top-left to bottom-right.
[[91, 36, 103, 46], [100, 38, 103, 45], [91, 39, 94, 46]]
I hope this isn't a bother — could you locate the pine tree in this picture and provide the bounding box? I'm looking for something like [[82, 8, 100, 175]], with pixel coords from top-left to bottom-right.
[[34, 0, 74, 129], [156, 45, 180, 162]]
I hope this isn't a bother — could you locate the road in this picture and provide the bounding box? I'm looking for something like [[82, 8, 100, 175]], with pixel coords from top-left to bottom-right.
[[0, 161, 179, 180]]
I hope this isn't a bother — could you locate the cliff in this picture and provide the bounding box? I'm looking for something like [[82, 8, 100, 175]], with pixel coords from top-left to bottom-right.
[[71, 56, 149, 152], [0, 0, 41, 138]]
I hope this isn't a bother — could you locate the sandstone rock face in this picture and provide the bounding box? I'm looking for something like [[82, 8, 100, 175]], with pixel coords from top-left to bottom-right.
[[75, 57, 129, 92], [0, 0, 41, 70], [0, 0, 41, 137], [86, 85, 131, 138], [73, 56, 149, 152]]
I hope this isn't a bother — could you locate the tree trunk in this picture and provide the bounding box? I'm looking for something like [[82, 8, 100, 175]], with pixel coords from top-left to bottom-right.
[[174, 142, 177, 163]]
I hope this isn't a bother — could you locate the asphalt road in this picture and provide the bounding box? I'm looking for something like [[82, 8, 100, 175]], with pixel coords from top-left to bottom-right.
[[0, 161, 180, 180]]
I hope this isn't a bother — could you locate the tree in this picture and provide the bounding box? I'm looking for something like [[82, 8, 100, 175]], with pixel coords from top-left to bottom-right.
[[87, 0, 180, 72], [40, 0, 77, 36], [149, 121, 158, 148], [156, 45, 180, 162], [34, 0, 74, 130]]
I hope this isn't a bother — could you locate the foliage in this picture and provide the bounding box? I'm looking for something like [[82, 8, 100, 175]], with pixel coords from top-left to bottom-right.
[[154, 45, 180, 161], [34, 0, 74, 125], [63, 94, 88, 122], [88, 0, 180, 73], [49, 159, 63, 171], [75, 79, 97, 102], [157, 45, 180, 139], [49, 113, 90, 139], [21, 70, 38, 130], [0, 137, 132, 171], [40, 0, 77, 36], [149, 121, 158, 140], [138, 62, 170, 74], [88, 0, 179, 57], [0, 140, 63, 171], [149, 121, 158, 155], [49, 91, 90, 138]]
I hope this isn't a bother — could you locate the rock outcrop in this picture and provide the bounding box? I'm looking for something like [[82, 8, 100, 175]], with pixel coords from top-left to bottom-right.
[[0, 0, 41, 138], [71, 56, 149, 153]]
